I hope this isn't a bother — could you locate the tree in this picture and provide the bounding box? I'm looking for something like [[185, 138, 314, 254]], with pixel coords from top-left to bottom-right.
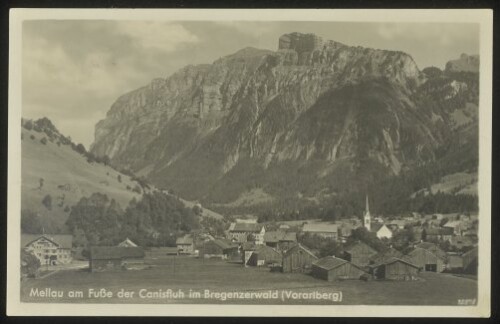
[[117, 175, 122, 183], [75, 143, 87, 155], [21, 250, 40, 278], [40, 137, 47, 145], [42, 194, 52, 210], [21, 209, 43, 234]]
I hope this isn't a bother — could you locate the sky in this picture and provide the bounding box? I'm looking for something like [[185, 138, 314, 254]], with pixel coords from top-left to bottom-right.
[[22, 20, 479, 147]]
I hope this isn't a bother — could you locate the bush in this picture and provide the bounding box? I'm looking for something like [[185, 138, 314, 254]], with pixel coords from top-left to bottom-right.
[[21, 250, 40, 278], [42, 194, 52, 210], [132, 185, 142, 194], [117, 175, 122, 183], [40, 137, 47, 145], [30, 135, 35, 140]]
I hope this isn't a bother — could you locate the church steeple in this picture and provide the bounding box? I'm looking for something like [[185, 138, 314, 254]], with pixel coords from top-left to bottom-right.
[[363, 195, 371, 231]]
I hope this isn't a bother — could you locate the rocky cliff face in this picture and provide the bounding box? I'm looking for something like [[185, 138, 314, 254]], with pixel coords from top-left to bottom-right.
[[445, 53, 480, 73], [91, 33, 478, 203]]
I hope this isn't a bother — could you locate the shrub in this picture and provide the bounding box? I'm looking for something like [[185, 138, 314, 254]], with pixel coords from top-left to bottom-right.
[[42, 194, 52, 210], [21, 250, 40, 278], [126, 185, 131, 190], [30, 135, 35, 140], [132, 185, 142, 194], [117, 175, 122, 183], [40, 137, 47, 145]]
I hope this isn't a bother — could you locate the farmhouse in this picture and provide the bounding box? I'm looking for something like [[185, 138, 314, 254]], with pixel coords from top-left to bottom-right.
[[200, 239, 238, 259], [302, 223, 338, 240], [442, 220, 464, 235], [228, 223, 265, 245], [246, 245, 282, 267], [176, 235, 194, 254], [282, 244, 318, 273], [406, 247, 446, 272], [312, 256, 367, 281], [371, 223, 393, 240], [21, 234, 73, 266], [264, 231, 297, 251], [424, 227, 453, 242], [342, 241, 378, 267], [89, 246, 145, 272], [117, 238, 138, 247], [369, 257, 420, 280]]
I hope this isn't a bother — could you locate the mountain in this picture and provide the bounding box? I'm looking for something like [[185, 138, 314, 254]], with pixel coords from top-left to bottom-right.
[[91, 32, 479, 213]]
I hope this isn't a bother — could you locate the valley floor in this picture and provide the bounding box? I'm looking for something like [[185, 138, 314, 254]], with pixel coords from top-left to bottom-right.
[[21, 256, 477, 305]]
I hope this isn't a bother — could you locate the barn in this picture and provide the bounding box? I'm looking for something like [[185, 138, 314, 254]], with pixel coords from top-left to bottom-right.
[[406, 247, 446, 272], [342, 241, 378, 267], [247, 245, 282, 266], [370, 257, 420, 280], [200, 239, 238, 259], [369, 247, 403, 265], [90, 246, 145, 272], [282, 244, 318, 273], [312, 256, 367, 281]]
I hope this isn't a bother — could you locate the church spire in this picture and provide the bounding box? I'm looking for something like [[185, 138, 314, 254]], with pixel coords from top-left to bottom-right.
[[364, 195, 371, 231]]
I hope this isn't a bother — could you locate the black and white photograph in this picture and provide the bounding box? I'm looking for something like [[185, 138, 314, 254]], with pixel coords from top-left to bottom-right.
[[7, 9, 492, 317]]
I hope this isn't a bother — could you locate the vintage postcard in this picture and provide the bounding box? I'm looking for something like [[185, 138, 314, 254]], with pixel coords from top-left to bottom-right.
[[7, 9, 492, 317]]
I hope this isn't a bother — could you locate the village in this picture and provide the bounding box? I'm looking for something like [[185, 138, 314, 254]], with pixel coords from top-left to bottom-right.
[[21, 195, 478, 290]]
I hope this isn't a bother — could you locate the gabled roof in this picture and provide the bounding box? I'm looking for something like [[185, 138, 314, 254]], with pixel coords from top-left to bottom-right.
[[230, 223, 263, 233], [302, 223, 338, 233], [343, 241, 378, 255], [21, 234, 73, 249], [371, 223, 391, 233], [370, 247, 403, 263], [443, 220, 462, 228], [118, 238, 138, 247], [264, 231, 297, 243], [90, 246, 144, 260], [313, 256, 349, 270], [211, 239, 237, 250], [415, 242, 448, 260], [370, 257, 419, 269], [283, 243, 318, 259]]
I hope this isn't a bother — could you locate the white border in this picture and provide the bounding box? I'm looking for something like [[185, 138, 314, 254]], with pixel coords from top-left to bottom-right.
[[7, 8, 493, 317]]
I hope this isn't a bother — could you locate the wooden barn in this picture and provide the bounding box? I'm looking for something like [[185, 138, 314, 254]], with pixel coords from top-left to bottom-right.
[[312, 256, 367, 281], [406, 247, 446, 272], [90, 246, 145, 272], [247, 245, 282, 267], [369, 257, 420, 280], [342, 241, 378, 267], [282, 244, 318, 273]]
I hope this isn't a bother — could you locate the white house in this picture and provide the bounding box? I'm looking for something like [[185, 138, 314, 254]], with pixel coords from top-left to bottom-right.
[[22, 234, 73, 266], [371, 223, 393, 240]]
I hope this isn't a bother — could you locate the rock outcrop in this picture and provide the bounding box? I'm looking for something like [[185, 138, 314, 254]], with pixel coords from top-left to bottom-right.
[[445, 53, 480, 73]]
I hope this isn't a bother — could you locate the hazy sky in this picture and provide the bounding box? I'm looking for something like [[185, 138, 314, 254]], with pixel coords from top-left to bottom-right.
[[22, 21, 479, 147]]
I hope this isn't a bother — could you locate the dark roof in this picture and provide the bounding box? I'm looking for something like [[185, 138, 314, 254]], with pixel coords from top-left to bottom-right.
[[264, 231, 297, 243], [21, 234, 73, 249], [313, 256, 349, 270], [90, 246, 145, 260], [370, 257, 419, 269], [343, 241, 378, 255], [425, 227, 454, 235], [283, 243, 318, 259], [302, 223, 338, 233], [230, 223, 263, 233], [211, 239, 237, 250], [370, 247, 403, 263], [415, 242, 448, 260]]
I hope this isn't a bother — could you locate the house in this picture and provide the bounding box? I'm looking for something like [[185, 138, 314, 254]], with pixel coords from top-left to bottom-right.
[[228, 223, 265, 245], [278, 224, 290, 231], [302, 223, 338, 240], [246, 245, 282, 267], [117, 238, 138, 247], [282, 244, 318, 273], [369, 247, 403, 265], [240, 242, 257, 265], [369, 257, 420, 280], [371, 223, 393, 240], [424, 227, 454, 242], [406, 247, 446, 272], [337, 223, 355, 243], [446, 253, 464, 271], [89, 246, 145, 272], [442, 220, 463, 235], [342, 241, 378, 267], [21, 234, 73, 266], [450, 235, 475, 250], [199, 239, 238, 259], [312, 256, 367, 281], [386, 220, 407, 231], [415, 242, 448, 261], [462, 246, 478, 274], [263, 231, 297, 251], [176, 235, 195, 254]]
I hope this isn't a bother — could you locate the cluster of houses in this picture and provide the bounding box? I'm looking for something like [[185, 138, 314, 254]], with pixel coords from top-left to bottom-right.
[[21, 197, 479, 280]]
